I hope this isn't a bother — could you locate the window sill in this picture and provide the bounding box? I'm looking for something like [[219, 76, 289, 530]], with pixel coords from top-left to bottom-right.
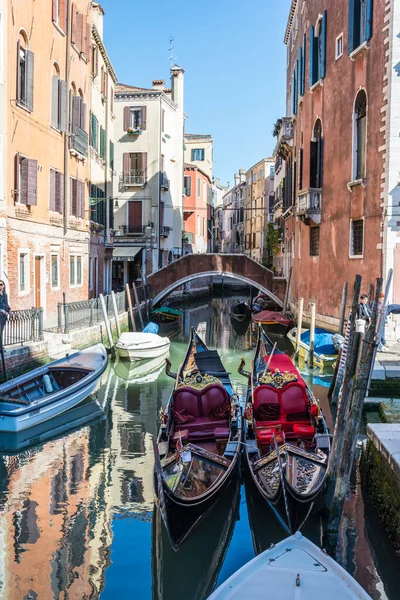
[[53, 21, 66, 36], [50, 125, 62, 135], [349, 40, 369, 61], [310, 79, 324, 92], [16, 101, 32, 114], [347, 178, 366, 191], [69, 148, 87, 162], [349, 254, 364, 259]]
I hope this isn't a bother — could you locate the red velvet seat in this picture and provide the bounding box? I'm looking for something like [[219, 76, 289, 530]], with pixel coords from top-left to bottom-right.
[[257, 428, 278, 444], [293, 424, 315, 438], [172, 384, 230, 441], [214, 427, 230, 440]]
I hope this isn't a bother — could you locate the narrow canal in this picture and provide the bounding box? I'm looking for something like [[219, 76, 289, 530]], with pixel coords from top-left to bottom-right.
[[0, 294, 399, 599]]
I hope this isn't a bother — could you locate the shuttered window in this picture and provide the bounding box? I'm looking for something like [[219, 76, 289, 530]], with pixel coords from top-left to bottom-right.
[[17, 41, 34, 111], [310, 227, 320, 256], [109, 141, 114, 170], [348, 0, 373, 54], [52, 0, 67, 32], [100, 127, 106, 159], [90, 112, 98, 150], [309, 12, 327, 88], [49, 168, 64, 213], [51, 76, 67, 131], [123, 106, 147, 131], [70, 177, 85, 218], [355, 90, 367, 179], [191, 149, 205, 161], [15, 154, 37, 206], [71, 4, 90, 56], [184, 176, 191, 196], [71, 95, 87, 131]]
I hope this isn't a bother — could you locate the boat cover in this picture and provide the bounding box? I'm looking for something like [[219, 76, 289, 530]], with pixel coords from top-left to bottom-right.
[[194, 350, 228, 375], [143, 322, 159, 334], [253, 310, 293, 326], [301, 328, 337, 355], [153, 306, 182, 316], [263, 354, 303, 385]]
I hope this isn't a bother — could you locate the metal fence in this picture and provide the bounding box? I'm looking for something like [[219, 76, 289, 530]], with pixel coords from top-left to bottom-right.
[[57, 286, 150, 333], [3, 308, 44, 346]]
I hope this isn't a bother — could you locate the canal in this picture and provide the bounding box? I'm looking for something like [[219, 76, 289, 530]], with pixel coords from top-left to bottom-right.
[[0, 294, 399, 599]]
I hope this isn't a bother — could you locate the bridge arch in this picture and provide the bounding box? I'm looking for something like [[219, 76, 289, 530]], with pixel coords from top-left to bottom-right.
[[152, 271, 284, 307]]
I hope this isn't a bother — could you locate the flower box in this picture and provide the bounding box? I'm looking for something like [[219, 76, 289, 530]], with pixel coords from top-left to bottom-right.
[[127, 128, 142, 135]]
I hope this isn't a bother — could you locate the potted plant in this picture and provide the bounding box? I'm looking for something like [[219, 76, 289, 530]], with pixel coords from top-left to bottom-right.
[[127, 127, 142, 135]]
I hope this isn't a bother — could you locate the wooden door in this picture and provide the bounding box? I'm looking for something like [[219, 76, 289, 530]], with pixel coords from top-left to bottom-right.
[[35, 257, 41, 308], [128, 201, 142, 233]]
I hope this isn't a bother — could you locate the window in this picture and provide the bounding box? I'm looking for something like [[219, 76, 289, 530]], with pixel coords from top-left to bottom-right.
[[309, 12, 327, 87], [70, 255, 83, 286], [191, 148, 205, 161], [92, 45, 99, 77], [100, 126, 106, 159], [123, 106, 146, 131], [110, 87, 114, 114], [50, 168, 64, 213], [17, 33, 34, 111], [197, 177, 200, 198], [51, 64, 67, 131], [253, 172, 257, 183], [350, 219, 364, 256], [184, 176, 191, 196], [89, 257, 93, 289], [70, 177, 85, 218], [269, 165, 275, 177], [260, 169, 264, 179], [122, 152, 147, 184], [15, 153, 38, 205], [202, 217, 205, 237], [336, 33, 343, 59], [348, 0, 373, 54], [354, 90, 367, 180], [18, 251, 29, 293], [70, 90, 87, 135], [52, 0, 67, 31], [109, 140, 114, 170], [51, 254, 60, 288], [90, 112, 99, 151], [310, 227, 320, 256], [310, 119, 323, 188], [71, 5, 90, 58], [101, 67, 108, 99]]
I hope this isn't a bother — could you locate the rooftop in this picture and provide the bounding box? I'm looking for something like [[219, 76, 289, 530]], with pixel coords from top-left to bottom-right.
[[184, 162, 211, 183], [184, 133, 213, 140]]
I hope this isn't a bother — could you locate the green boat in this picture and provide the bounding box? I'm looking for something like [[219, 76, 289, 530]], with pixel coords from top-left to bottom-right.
[[152, 306, 182, 321]]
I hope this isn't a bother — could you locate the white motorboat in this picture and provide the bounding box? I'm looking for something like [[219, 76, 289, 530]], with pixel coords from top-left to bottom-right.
[[115, 332, 170, 361], [207, 532, 372, 599], [0, 344, 108, 433], [113, 349, 169, 383]]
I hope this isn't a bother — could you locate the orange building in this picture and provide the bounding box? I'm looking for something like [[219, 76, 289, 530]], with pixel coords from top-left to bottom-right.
[[8, 0, 92, 320], [183, 163, 211, 253]]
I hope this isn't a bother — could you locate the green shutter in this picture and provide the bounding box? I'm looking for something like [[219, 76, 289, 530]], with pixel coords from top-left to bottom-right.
[[110, 140, 114, 170], [366, 0, 373, 41]]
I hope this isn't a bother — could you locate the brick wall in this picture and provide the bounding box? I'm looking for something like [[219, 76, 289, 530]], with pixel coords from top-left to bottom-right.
[[2, 342, 49, 380]]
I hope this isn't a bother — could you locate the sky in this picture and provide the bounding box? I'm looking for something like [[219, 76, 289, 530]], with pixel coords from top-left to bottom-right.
[[100, 0, 291, 186]]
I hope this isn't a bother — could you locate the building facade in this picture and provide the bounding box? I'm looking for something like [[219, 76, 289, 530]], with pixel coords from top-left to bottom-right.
[[244, 158, 274, 263], [112, 67, 185, 286], [183, 133, 213, 181], [0, 0, 7, 285], [183, 163, 211, 253], [8, 0, 92, 319], [89, 2, 117, 297]]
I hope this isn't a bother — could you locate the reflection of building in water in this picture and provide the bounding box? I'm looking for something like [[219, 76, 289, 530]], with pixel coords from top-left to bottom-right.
[[0, 368, 115, 599]]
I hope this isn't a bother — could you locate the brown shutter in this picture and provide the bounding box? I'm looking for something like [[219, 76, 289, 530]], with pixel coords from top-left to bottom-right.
[[79, 180, 85, 218], [59, 80, 68, 132], [142, 152, 147, 178], [83, 22, 90, 59], [105, 71, 109, 99], [71, 177, 77, 215], [50, 168, 56, 210], [60, 0, 67, 32], [51, 76, 59, 128], [128, 201, 142, 230], [80, 102, 86, 131], [55, 171, 64, 213], [20, 157, 28, 205], [26, 50, 34, 111], [72, 95, 80, 127], [14, 153, 20, 202], [141, 106, 147, 130], [26, 159, 38, 206], [123, 153, 130, 177], [16, 41, 21, 102], [71, 4, 77, 45], [123, 106, 130, 131], [52, 0, 57, 22], [76, 13, 84, 52]]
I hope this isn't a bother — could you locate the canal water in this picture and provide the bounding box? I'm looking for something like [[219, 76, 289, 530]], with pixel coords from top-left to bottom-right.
[[0, 294, 399, 599]]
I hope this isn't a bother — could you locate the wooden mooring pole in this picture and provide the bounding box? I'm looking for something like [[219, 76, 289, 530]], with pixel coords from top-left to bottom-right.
[[309, 303, 316, 368], [295, 297, 304, 355], [324, 277, 383, 555], [132, 281, 144, 330], [282, 266, 292, 316], [99, 293, 115, 355], [126, 283, 135, 332], [111, 291, 121, 338], [339, 282, 348, 336]]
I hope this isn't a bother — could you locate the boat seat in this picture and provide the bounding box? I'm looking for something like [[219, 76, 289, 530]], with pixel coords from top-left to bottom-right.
[[214, 427, 230, 440], [293, 424, 315, 438]]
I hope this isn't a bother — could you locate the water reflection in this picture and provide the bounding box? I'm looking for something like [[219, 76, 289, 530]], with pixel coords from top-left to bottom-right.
[[0, 294, 398, 599]]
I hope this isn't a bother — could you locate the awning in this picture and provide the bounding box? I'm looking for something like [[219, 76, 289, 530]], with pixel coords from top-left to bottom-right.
[[112, 247, 142, 261]]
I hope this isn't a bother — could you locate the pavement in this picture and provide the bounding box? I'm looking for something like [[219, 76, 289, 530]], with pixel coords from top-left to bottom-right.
[[373, 338, 400, 380]]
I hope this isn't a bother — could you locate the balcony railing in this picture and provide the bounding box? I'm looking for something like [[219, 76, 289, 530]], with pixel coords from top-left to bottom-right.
[[278, 117, 294, 143], [70, 124, 88, 157], [296, 188, 322, 224], [160, 225, 172, 237], [120, 170, 147, 186], [116, 225, 146, 236], [161, 173, 169, 190]]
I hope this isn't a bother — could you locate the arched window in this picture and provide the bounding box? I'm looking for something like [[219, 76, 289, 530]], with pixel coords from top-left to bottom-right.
[[51, 63, 60, 129], [17, 30, 34, 111], [310, 118, 323, 188], [354, 90, 367, 180]]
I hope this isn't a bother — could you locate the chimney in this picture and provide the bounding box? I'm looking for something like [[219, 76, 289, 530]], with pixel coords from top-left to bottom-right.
[[234, 173, 240, 185], [92, 2, 105, 39], [152, 79, 165, 91], [239, 169, 246, 183], [170, 65, 184, 108]]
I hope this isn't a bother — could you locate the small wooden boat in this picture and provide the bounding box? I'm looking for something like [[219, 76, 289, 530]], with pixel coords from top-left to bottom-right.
[[251, 293, 269, 314], [152, 306, 182, 322], [154, 327, 242, 549], [252, 309, 294, 335], [207, 531, 372, 599], [241, 326, 330, 532], [115, 331, 170, 361], [230, 301, 251, 321], [0, 344, 108, 433], [288, 327, 338, 370], [152, 476, 240, 600]]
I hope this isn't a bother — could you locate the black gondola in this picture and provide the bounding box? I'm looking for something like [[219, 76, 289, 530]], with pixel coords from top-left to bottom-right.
[[153, 327, 242, 549], [240, 325, 330, 532], [230, 301, 251, 321]]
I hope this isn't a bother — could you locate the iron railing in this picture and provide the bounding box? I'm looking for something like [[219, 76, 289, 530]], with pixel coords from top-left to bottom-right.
[[3, 308, 44, 346], [160, 225, 172, 237], [117, 225, 146, 236], [161, 173, 169, 189], [69, 124, 88, 157], [120, 170, 146, 186]]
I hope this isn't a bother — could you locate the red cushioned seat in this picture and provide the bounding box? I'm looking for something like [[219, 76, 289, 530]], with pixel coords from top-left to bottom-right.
[[214, 427, 229, 440], [257, 428, 277, 444], [293, 424, 315, 438], [201, 384, 230, 416], [173, 387, 201, 417]]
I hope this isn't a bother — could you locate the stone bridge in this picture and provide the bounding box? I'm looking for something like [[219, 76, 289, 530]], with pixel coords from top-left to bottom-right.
[[147, 254, 287, 306]]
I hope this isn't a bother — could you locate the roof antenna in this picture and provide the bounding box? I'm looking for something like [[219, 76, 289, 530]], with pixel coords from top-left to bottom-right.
[[169, 37, 178, 68]]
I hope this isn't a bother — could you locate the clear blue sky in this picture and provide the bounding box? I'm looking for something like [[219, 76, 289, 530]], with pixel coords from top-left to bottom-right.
[[100, 0, 291, 186]]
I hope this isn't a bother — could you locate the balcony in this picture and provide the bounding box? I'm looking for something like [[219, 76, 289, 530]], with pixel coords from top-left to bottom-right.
[[120, 170, 147, 187], [277, 117, 294, 160], [69, 124, 88, 158], [160, 225, 173, 237], [115, 225, 146, 237], [161, 173, 169, 190], [296, 188, 322, 224]]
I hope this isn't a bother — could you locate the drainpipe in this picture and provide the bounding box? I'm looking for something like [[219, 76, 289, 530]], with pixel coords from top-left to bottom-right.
[[157, 96, 161, 269], [63, 0, 71, 235], [104, 70, 110, 293]]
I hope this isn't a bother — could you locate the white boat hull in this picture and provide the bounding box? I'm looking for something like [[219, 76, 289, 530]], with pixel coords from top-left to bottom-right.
[[208, 532, 372, 599], [115, 332, 170, 361]]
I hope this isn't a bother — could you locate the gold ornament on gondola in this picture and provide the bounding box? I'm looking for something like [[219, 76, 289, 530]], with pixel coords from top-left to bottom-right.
[[258, 368, 298, 388], [178, 372, 222, 390]]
